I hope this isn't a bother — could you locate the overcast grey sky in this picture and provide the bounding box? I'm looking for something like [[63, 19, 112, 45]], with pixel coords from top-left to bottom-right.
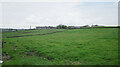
[[1, 1, 118, 29]]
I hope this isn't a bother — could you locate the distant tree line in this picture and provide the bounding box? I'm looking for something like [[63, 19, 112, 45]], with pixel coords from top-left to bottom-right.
[[56, 24, 119, 29], [56, 24, 90, 29]]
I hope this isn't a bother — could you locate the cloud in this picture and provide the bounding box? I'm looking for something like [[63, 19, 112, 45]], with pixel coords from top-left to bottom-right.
[[22, 3, 86, 26], [2, 2, 118, 29], [26, 15, 42, 23]]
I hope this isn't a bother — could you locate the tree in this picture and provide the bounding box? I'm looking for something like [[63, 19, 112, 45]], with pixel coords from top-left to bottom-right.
[[82, 25, 90, 28], [57, 24, 67, 29]]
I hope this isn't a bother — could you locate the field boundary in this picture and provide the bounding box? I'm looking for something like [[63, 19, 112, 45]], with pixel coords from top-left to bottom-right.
[[6, 31, 65, 38]]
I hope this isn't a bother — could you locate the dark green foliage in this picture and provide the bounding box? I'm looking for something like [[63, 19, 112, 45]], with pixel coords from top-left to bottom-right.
[[56, 24, 67, 29]]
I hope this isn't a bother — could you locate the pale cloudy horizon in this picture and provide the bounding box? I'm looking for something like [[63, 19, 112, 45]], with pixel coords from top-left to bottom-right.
[[1, 2, 118, 29]]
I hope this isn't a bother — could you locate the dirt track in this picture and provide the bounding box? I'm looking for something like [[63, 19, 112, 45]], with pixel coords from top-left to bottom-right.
[[6, 31, 64, 38]]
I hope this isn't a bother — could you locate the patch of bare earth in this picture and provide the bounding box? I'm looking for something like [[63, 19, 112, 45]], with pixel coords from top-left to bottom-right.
[[23, 51, 53, 61], [2, 53, 12, 61]]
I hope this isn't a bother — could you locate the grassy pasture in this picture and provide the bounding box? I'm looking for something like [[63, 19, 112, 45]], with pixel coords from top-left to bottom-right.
[[2, 28, 118, 65]]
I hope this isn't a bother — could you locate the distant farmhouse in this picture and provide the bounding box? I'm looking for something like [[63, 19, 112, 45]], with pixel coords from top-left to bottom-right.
[[1, 28, 17, 32], [67, 26, 81, 29], [67, 25, 90, 29], [36, 26, 56, 29]]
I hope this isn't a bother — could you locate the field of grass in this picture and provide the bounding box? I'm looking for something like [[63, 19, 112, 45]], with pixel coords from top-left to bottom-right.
[[2, 28, 118, 65]]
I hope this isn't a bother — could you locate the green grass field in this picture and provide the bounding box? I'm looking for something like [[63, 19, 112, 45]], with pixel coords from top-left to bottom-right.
[[2, 28, 118, 65]]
